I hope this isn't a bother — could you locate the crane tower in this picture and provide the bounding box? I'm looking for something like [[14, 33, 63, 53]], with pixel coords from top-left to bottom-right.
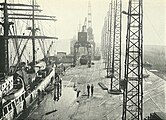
[[106, 2, 113, 78], [110, 0, 122, 92], [122, 0, 143, 119], [101, 17, 109, 68], [87, 0, 95, 59]]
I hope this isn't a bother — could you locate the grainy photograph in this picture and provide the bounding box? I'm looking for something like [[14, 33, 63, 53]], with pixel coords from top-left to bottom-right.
[[0, 0, 166, 120]]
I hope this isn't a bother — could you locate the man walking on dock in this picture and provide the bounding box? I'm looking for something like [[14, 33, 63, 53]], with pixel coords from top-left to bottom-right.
[[76, 89, 81, 98], [91, 84, 94, 96], [87, 84, 90, 97]]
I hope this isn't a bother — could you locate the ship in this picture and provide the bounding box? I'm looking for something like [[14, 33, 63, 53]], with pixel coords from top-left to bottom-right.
[[0, 0, 59, 120]]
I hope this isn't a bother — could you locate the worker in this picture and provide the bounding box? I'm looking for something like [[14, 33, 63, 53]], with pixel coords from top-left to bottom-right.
[[76, 90, 81, 98], [59, 78, 62, 96], [64, 66, 66, 72], [57, 80, 59, 101], [53, 81, 57, 101], [91, 84, 94, 96], [51, 77, 53, 85], [55, 72, 59, 80], [87, 84, 90, 97], [37, 89, 41, 105], [41, 90, 45, 99]]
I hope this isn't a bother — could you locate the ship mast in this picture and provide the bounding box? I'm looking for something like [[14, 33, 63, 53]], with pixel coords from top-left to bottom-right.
[[32, 0, 35, 67], [0, 0, 58, 75], [4, 0, 9, 73], [0, 0, 11, 75]]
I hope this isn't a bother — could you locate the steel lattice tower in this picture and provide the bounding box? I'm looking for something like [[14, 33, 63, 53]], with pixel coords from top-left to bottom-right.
[[110, 0, 122, 91], [87, 0, 92, 28], [101, 18, 108, 68], [106, 14, 110, 71], [122, 0, 143, 119], [106, 1, 114, 78], [87, 0, 95, 59]]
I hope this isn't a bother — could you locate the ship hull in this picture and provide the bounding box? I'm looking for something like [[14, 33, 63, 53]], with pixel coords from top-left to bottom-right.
[[0, 68, 55, 120]]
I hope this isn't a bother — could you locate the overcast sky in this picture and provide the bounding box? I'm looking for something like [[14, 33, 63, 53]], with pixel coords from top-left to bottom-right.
[[4, 0, 166, 54], [37, 0, 109, 53], [36, 0, 166, 53], [38, 0, 108, 41]]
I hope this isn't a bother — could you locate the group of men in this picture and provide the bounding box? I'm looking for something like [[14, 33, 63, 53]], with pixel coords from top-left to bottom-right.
[[76, 84, 94, 98]]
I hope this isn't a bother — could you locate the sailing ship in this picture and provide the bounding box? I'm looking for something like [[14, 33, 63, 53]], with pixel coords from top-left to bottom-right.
[[0, 0, 58, 119]]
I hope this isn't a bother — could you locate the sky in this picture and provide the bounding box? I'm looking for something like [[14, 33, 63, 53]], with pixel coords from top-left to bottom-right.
[[35, 0, 166, 54], [2, 0, 166, 54], [38, 0, 108, 40], [36, 0, 109, 53]]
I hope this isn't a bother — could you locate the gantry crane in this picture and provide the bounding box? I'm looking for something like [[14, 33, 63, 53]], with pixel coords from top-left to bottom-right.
[[109, 0, 122, 93], [106, 2, 113, 78], [101, 2, 113, 77], [73, 18, 91, 67], [101, 18, 107, 68], [122, 0, 143, 119], [101, 17, 109, 69]]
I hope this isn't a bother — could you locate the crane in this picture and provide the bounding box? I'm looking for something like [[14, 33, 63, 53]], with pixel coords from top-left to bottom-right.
[[122, 0, 143, 119], [106, 2, 113, 78], [109, 0, 122, 93], [101, 17, 109, 69], [87, 0, 95, 59], [82, 17, 87, 32], [73, 18, 91, 67]]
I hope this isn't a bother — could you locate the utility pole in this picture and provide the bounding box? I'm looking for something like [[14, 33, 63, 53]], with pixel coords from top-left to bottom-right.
[[122, 0, 143, 119], [110, 0, 122, 92]]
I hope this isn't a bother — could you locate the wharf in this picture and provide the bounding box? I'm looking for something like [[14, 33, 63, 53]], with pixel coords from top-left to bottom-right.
[[26, 60, 166, 120]]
